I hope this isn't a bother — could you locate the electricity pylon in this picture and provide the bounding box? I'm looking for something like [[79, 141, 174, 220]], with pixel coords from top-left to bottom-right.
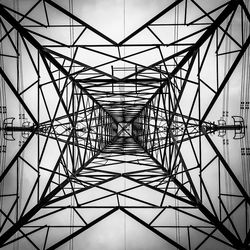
[[0, 0, 250, 249]]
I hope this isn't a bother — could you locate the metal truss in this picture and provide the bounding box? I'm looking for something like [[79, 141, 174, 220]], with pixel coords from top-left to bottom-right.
[[0, 0, 250, 249]]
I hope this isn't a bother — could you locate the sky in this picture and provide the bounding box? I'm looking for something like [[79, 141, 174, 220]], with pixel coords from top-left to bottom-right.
[[0, 0, 250, 249]]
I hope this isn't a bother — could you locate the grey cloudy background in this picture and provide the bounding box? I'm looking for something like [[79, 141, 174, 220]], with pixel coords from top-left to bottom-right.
[[0, 0, 249, 249]]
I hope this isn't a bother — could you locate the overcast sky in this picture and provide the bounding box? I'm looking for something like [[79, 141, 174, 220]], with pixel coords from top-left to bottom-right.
[[0, 0, 249, 249]]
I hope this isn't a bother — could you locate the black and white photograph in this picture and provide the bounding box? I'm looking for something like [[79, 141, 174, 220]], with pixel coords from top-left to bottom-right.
[[0, 0, 249, 249]]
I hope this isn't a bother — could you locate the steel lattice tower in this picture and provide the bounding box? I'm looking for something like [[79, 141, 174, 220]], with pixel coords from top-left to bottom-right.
[[0, 0, 250, 249]]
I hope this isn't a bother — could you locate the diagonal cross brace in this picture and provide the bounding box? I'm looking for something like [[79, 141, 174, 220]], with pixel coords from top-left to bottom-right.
[[0, 131, 121, 246], [137, 141, 244, 248], [131, 0, 240, 121], [0, 4, 118, 125]]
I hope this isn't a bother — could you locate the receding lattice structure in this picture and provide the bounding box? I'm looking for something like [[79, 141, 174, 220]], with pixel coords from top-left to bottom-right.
[[0, 0, 250, 249]]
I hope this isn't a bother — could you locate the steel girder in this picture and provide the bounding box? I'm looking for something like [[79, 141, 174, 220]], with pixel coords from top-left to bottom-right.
[[0, 0, 250, 249]]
